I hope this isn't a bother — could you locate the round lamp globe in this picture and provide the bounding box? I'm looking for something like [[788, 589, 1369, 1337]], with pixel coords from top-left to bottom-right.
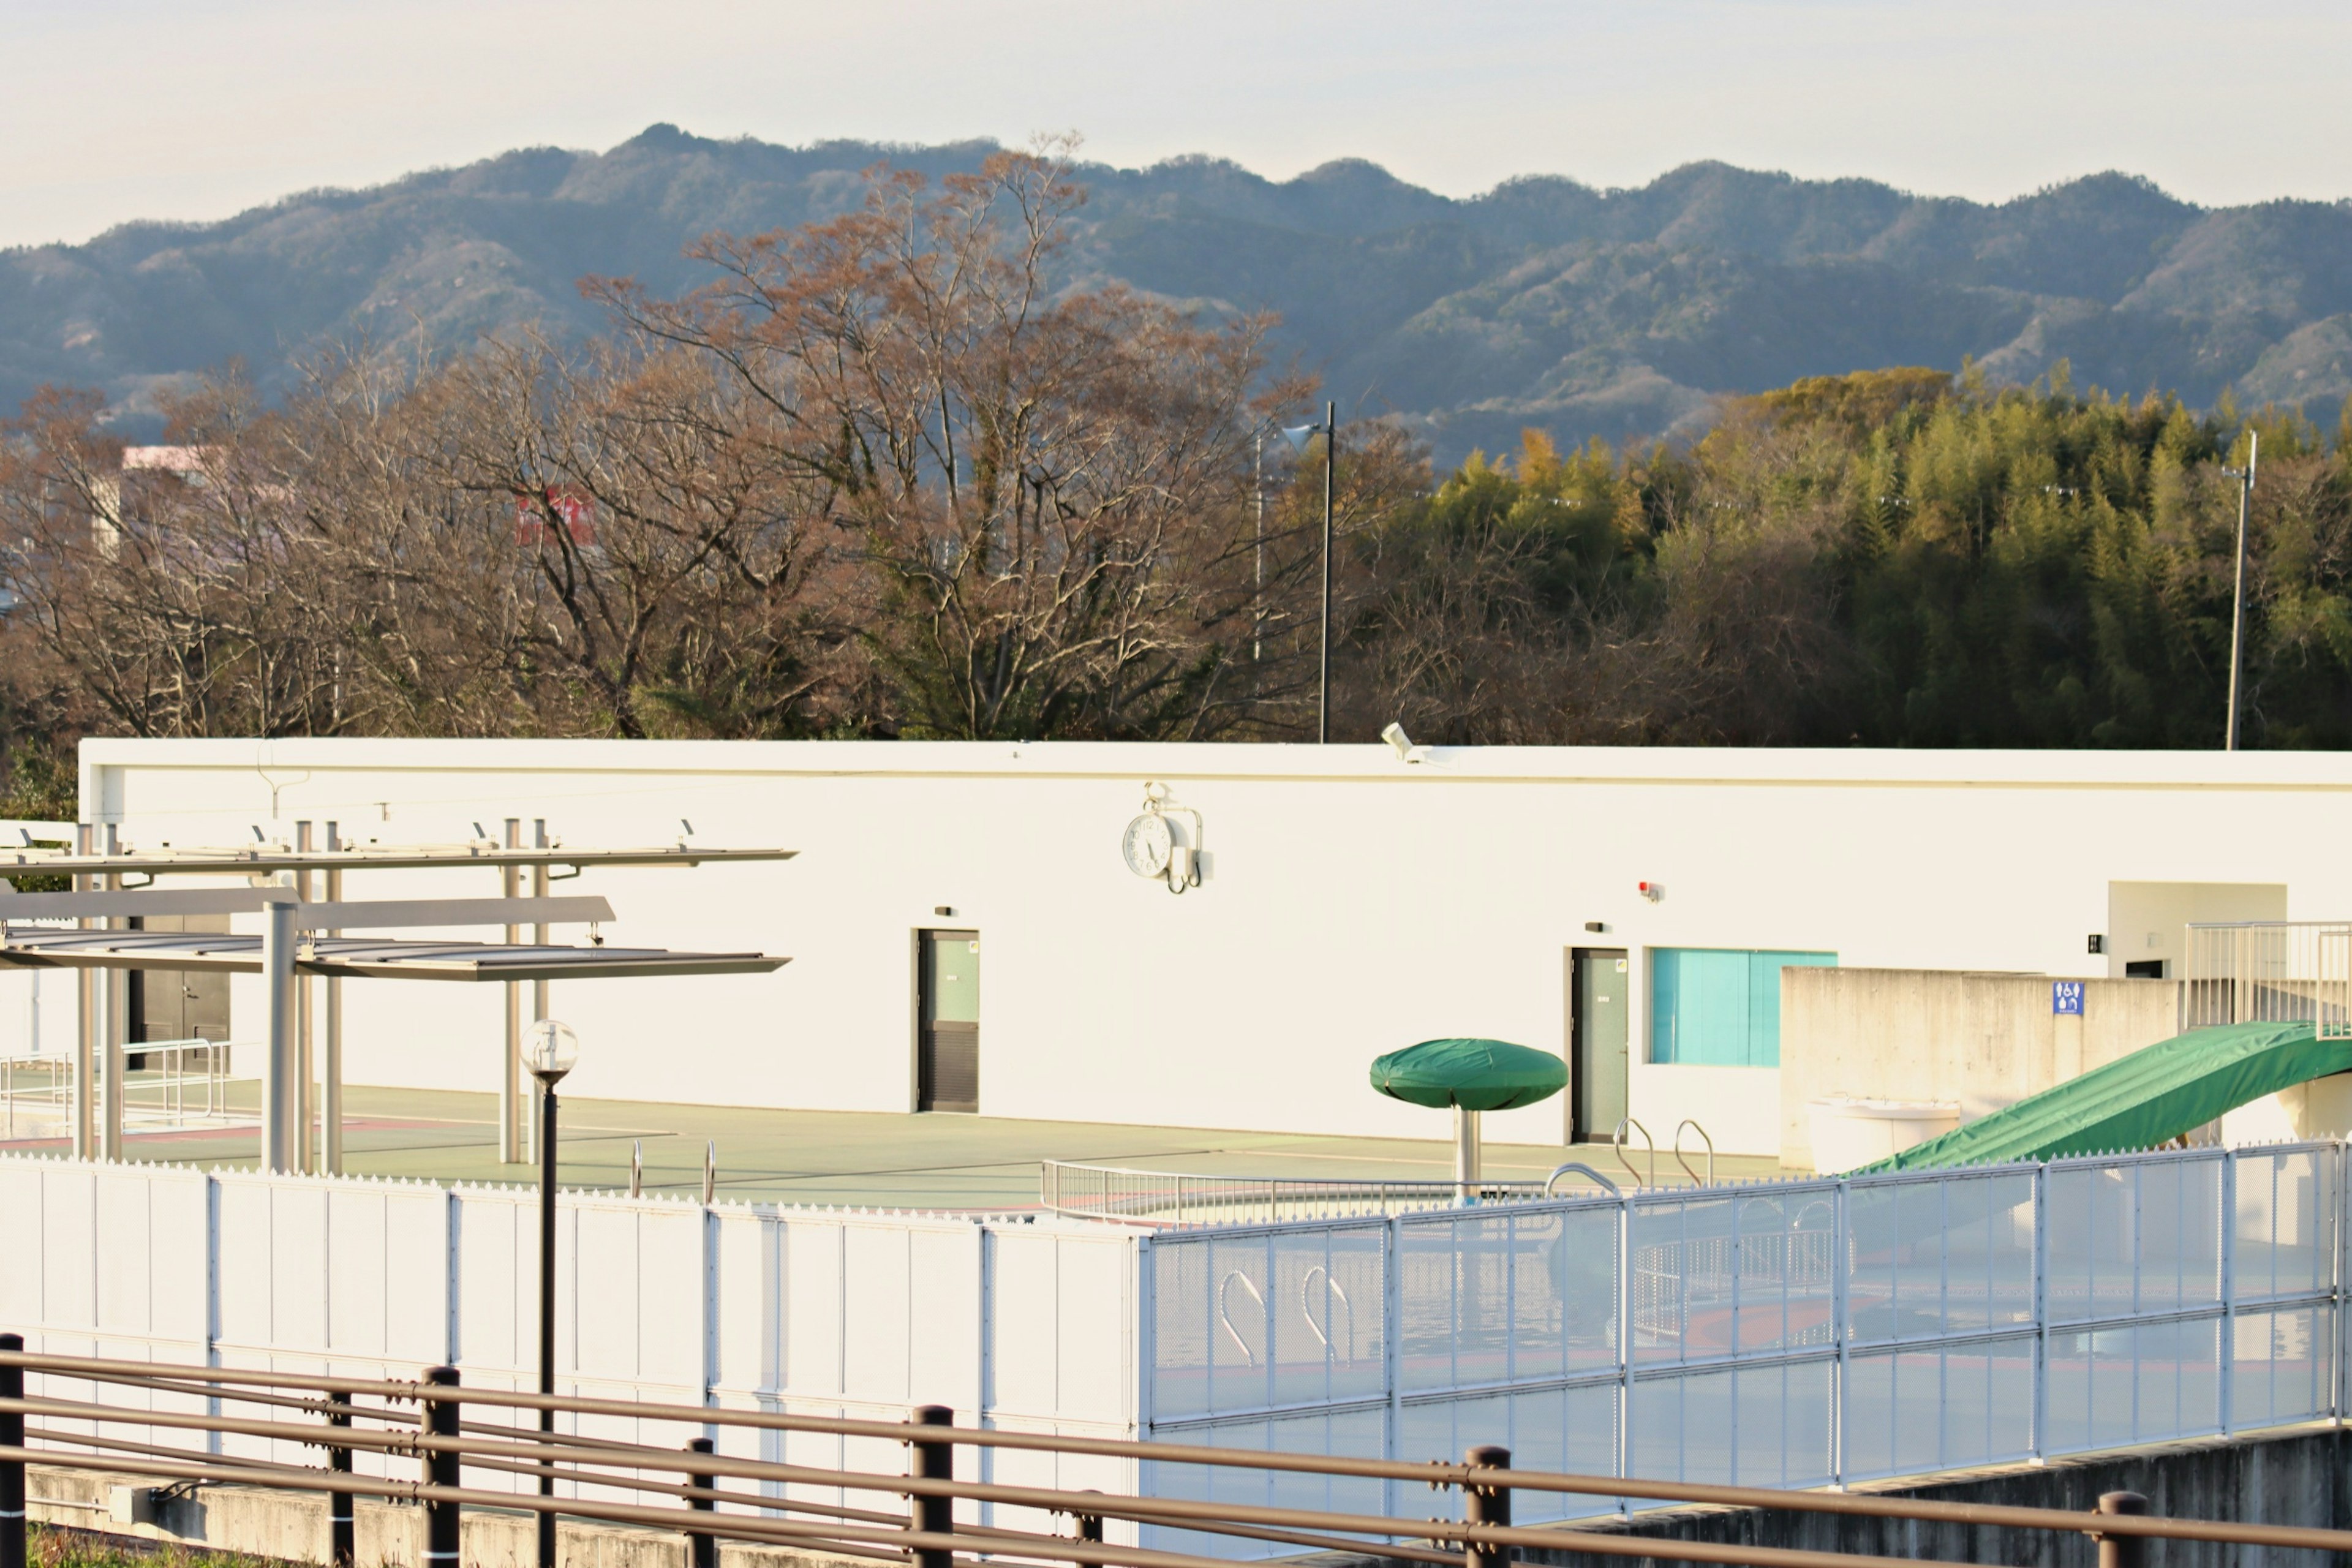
[[524, 1019, 580, 1085]]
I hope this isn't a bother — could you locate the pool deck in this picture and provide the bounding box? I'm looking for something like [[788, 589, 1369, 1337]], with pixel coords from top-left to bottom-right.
[[0, 1084, 1790, 1208]]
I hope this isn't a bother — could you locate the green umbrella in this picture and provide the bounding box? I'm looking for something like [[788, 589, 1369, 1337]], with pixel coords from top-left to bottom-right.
[[1370, 1038, 1566, 1203], [1368, 1038, 1567, 1111]]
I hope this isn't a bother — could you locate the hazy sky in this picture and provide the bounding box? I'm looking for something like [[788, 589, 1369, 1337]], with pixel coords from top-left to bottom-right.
[[6, 0, 2350, 249]]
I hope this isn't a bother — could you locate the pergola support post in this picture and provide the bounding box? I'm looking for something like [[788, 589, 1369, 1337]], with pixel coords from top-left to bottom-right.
[[259, 899, 299, 1173], [324, 822, 344, 1174], [100, 822, 126, 1161], [500, 818, 524, 1164], [295, 821, 315, 1172], [71, 825, 94, 1160]]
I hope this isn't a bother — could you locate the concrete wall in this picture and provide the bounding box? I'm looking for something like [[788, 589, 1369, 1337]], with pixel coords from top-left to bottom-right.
[[28, 1462, 879, 1568], [1501, 1425, 2352, 1568], [2108, 880, 2288, 978], [74, 739, 2352, 1152], [1778, 968, 2184, 1167]]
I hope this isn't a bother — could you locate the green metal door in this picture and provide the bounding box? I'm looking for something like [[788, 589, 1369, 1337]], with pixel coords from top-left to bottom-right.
[[918, 930, 979, 1113], [1572, 949, 1630, 1143]]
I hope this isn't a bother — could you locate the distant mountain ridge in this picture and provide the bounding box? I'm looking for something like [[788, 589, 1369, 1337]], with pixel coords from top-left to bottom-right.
[[8, 124, 2352, 459]]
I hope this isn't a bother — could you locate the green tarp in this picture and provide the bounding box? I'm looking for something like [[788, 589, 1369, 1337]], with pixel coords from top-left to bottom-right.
[[1368, 1038, 1566, 1112], [1863, 1019, 2352, 1172]]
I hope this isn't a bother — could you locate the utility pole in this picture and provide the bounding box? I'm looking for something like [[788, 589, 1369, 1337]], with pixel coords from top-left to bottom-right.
[[1319, 400, 1335, 745], [1253, 429, 1264, 668], [2224, 431, 2259, 750]]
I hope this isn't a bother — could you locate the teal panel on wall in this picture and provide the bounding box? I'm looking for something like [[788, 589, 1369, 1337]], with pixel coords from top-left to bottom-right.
[[1651, 949, 1836, 1066]]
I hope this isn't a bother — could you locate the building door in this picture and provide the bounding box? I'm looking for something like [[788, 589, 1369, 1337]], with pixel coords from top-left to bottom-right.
[[918, 930, 980, 1114], [133, 914, 232, 1064], [1570, 948, 1630, 1144]]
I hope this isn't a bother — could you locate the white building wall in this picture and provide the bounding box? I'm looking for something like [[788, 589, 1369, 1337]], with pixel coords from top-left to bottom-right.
[[77, 739, 2352, 1156]]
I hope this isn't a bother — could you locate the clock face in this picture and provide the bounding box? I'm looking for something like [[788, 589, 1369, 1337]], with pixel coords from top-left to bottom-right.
[[1122, 813, 1174, 877]]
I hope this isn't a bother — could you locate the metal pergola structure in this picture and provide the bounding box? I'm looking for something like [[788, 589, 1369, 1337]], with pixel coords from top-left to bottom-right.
[[0, 823, 794, 1173]]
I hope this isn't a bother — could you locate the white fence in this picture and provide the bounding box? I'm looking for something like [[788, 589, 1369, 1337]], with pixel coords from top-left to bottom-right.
[[0, 1143, 2342, 1559], [0, 1156, 1142, 1519], [1134, 1140, 2345, 1555]]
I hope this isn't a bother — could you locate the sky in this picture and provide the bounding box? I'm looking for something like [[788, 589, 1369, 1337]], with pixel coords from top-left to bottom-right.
[[5, 0, 2351, 250]]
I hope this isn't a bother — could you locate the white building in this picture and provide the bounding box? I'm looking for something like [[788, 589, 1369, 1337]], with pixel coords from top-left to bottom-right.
[[64, 738, 2348, 1156]]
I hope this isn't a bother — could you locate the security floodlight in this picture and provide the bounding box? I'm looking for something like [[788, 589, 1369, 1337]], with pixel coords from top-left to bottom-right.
[[1381, 722, 1430, 764], [523, 1019, 579, 1085]]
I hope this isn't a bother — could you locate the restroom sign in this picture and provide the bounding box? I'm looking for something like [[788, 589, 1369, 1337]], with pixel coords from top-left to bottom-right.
[[2052, 981, 2084, 1016]]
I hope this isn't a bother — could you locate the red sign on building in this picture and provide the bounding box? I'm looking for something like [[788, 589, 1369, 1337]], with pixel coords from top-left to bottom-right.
[[514, 486, 596, 547]]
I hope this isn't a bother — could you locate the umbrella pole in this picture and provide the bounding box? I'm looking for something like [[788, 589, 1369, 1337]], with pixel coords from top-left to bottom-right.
[[1455, 1106, 1482, 1204]]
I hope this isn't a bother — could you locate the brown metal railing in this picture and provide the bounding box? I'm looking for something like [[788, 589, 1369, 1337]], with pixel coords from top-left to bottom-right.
[[0, 1338, 2340, 1568]]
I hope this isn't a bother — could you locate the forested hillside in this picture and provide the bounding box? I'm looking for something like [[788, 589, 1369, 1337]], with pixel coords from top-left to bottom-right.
[[7, 125, 2352, 460], [2, 146, 2348, 815]]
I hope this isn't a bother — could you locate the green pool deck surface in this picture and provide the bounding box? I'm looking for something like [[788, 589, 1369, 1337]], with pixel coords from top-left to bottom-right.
[[0, 1083, 1785, 1208]]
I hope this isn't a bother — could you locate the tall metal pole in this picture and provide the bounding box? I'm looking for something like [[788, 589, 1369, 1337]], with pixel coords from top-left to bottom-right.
[[532, 819, 550, 1160], [99, 823, 123, 1160], [323, 821, 343, 1175], [1253, 430, 1265, 668], [502, 818, 524, 1164], [71, 824, 93, 1159], [294, 821, 314, 1172], [2225, 430, 2260, 752], [537, 1077, 559, 1568], [1318, 399, 1335, 745]]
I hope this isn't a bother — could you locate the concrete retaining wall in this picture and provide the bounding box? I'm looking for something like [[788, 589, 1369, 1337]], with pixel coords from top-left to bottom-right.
[[26, 1461, 870, 1568], [1515, 1425, 2350, 1568]]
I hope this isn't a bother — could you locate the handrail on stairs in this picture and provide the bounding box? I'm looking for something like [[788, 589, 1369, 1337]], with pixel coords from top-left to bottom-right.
[[1673, 1118, 1715, 1186], [1611, 1117, 1655, 1190]]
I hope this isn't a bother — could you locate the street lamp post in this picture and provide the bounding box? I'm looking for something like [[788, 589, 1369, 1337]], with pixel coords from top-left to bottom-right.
[[1319, 399, 1335, 745], [2223, 431, 2260, 751], [1281, 403, 1339, 743], [524, 1019, 579, 1568]]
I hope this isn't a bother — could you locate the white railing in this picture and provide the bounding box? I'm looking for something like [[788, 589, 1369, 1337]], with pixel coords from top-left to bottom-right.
[[1041, 1159, 1564, 1224], [1138, 1139, 2345, 1549], [2184, 921, 2352, 1036], [0, 1038, 248, 1138]]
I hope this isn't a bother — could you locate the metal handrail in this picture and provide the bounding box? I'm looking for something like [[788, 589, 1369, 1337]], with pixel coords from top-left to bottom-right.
[[1298, 1265, 1355, 1359], [1038, 1159, 1557, 1223], [1612, 1116, 1656, 1189], [1215, 1270, 1265, 1366], [1544, 1160, 1619, 1196], [0, 1343, 2340, 1564], [1673, 1118, 1715, 1186]]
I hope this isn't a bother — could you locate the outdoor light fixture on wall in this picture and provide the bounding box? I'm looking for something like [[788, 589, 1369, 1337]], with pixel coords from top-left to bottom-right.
[[1381, 722, 1431, 763], [1121, 781, 1205, 894]]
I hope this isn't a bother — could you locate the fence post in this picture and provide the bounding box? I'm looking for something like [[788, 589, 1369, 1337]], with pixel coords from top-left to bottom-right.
[[0, 1333, 23, 1568], [423, 1366, 460, 1568], [910, 1404, 954, 1568], [328, 1389, 354, 1568], [2094, 1491, 2147, 1568], [1462, 1445, 1510, 1568], [1074, 1490, 1104, 1544], [687, 1437, 716, 1568]]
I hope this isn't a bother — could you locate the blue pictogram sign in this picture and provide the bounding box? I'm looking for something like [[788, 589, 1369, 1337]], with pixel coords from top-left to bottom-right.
[[2052, 981, 2085, 1016]]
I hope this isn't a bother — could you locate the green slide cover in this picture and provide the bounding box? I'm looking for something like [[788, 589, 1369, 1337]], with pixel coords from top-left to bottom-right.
[[1864, 1020, 2351, 1172]]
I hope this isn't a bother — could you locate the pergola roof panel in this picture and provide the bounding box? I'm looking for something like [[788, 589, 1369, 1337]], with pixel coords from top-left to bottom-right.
[[0, 927, 788, 982]]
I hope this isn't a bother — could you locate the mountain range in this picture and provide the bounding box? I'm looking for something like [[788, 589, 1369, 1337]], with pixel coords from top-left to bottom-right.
[[9, 124, 2352, 461]]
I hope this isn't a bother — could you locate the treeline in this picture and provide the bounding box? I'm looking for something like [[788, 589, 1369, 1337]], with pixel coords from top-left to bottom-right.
[[2, 149, 2350, 818], [1371, 367, 2352, 749]]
